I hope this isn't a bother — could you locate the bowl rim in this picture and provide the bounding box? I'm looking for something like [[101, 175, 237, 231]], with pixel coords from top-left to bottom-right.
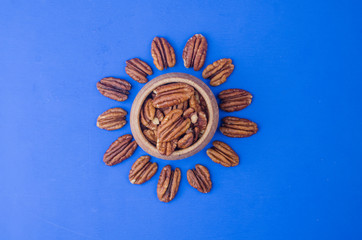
[[130, 72, 219, 160]]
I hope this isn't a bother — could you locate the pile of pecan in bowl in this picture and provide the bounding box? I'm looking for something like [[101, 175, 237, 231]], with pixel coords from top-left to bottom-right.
[[140, 82, 208, 156], [96, 34, 259, 203]]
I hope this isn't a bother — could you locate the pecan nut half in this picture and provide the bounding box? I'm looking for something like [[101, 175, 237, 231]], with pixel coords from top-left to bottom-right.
[[172, 101, 188, 111], [152, 83, 194, 109], [143, 98, 155, 121], [157, 165, 181, 203], [189, 94, 202, 112], [177, 132, 194, 149], [157, 109, 191, 143], [193, 126, 200, 143], [129, 156, 158, 184], [183, 107, 195, 118], [183, 34, 208, 71], [199, 93, 208, 113], [155, 109, 164, 122], [206, 141, 239, 167], [156, 139, 177, 156], [140, 107, 157, 130], [125, 58, 152, 84], [97, 107, 127, 131], [160, 107, 172, 115], [143, 129, 157, 144], [97, 77, 131, 101], [161, 118, 191, 142], [220, 117, 258, 138], [151, 37, 176, 70], [157, 109, 183, 138], [218, 89, 252, 112], [202, 58, 234, 86], [187, 164, 212, 193], [103, 134, 138, 166], [195, 111, 207, 132]]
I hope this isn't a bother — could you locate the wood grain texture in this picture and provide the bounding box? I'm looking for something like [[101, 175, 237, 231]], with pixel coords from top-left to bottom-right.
[[130, 73, 219, 160]]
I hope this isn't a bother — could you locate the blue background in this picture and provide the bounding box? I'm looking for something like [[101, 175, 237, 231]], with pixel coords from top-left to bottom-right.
[[1, 0, 362, 239]]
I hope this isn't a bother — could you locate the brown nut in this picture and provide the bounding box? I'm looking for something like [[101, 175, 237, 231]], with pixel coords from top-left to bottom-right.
[[97, 77, 131, 102], [220, 117, 258, 138], [218, 89, 252, 112], [189, 94, 202, 112], [152, 83, 194, 109], [172, 101, 188, 111], [97, 107, 127, 131], [157, 165, 181, 203], [202, 58, 234, 86], [190, 112, 198, 124], [143, 129, 157, 144], [206, 141, 239, 167], [125, 58, 153, 83], [159, 117, 191, 143], [187, 164, 212, 193], [177, 132, 194, 149], [129, 156, 158, 184], [161, 107, 172, 115], [156, 139, 177, 156], [183, 34, 208, 71], [140, 107, 157, 131], [198, 92, 208, 113], [155, 109, 164, 122], [151, 37, 176, 70], [195, 111, 207, 132], [157, 109, 183, 140], [103, 134, 138, 166], [193, 126, 200, 143], [183, 107, 195, 118], [143, 98, 155, 121]]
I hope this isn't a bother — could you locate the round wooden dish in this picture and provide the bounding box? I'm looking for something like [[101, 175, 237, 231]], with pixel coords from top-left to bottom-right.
[[130, 72, 219, 160]]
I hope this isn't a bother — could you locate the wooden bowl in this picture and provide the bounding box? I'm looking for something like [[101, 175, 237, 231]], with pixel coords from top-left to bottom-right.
[[130, 72, 219, 160]]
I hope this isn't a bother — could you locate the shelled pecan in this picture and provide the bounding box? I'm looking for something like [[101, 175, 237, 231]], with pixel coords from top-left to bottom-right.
[[140, 108, 157, 131], [160, 118, 191, 142], [199, 93, 208, 113], [195, 111, 207, 132], [193, 126, 200, 143], [177, 132, 194, 149], [161, 107, 172, 115], [172, 101, 188, 111], [125, 58, 153, 83], [143, 98, 155, 121], [206, 141, 239, 167], [187, 164, 212, 193], [183, 107, 195, 118], [143, 129, 157, 144], [129, 156, 158, 184], [157, 165, 181, 202], [152, 83, 194, 108], [189, 94, 202, 112], [151, 37, 176, 70], [157, 109, 183, 138], [156, 140, 177, 156], [157, 110, 191, 143], [183, 34, 208, 71], [97, 77, 131, 101], [202, 58, 234, 86], [103, 134, 137, 166], [218, 89, 252, 112], [96, 108, 127, 131], [219, 117, 258, 138]]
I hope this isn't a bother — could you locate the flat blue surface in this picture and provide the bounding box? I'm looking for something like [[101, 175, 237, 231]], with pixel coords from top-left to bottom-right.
[[1, 0, 362, 239]]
